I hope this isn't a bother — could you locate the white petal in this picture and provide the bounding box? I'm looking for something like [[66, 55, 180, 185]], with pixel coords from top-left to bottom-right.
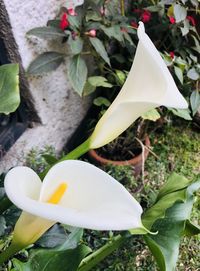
[[5, 161, 143, 231], [89, 22, 187, 149], [4, 166, 42, 205], [137, 22, 188, 108], [90, 102, 157, 148]]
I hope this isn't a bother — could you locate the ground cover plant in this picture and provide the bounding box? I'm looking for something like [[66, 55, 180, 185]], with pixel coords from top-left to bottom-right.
[[0, 1, 199, 271]]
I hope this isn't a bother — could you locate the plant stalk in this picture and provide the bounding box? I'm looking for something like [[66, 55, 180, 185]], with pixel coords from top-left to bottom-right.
[[120, 0, 125, 16], [59, 137, 91, 161], [0, 241, 24, 266], [78, 234, 127, 271]]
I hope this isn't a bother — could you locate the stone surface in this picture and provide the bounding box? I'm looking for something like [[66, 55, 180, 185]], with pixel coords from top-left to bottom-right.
[[0, 0, 90, 171]]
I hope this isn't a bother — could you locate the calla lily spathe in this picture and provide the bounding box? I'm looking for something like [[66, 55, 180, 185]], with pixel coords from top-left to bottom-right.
[[5, 160, 143, 246], [89, 22, 188, 149]]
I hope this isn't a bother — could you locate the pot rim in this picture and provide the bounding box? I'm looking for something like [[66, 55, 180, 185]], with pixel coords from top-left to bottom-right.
[[88, 136, 150, 166]]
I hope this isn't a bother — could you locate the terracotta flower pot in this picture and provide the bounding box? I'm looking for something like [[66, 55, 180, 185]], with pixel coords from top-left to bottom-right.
[[88, 136, 150, 176]]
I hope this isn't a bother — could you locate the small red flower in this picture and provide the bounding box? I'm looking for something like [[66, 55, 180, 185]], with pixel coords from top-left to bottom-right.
[[169, 16, 176, 24], [187, 16, 196, 26], [169, 51, 175, 60], [68, 8, 77, 16], [60, 13, 70, 30], [141, 10, 151, 23], [131, 21, 138, 29], [88, 29, 96, 37]]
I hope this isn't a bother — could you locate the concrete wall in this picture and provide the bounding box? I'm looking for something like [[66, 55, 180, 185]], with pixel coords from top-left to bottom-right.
[[0, 0, 90, 170]]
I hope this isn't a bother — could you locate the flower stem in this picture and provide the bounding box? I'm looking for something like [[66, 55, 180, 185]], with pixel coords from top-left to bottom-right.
[[120, 0, 125, 16], [78, 234, 127, 271], [59, 137, 91, 161], [0, 241, 24, 266]]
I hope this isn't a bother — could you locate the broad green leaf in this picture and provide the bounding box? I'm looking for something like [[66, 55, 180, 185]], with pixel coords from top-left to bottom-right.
[[170, 108, 192, 120], [89, 37, 111, 66], [27, 27, 67, 39], [0, 64, 20, 114], [142, 109, 161, 121], [187, 68, 199, 80], [174, 66, 183, 84], [157, 173, 192, 200], [13, 228, 88, 271], [144, 179, 200, 271], [190, 90, 200, 116], [68, 15, 81, 29], [13, 245, 91, 271], [68, 55, 88, 96], [174, 4, 187, 23], [142, 173, 192, 230], [100, 25, 124, 43], [36, 224, 67, 248], [93, 97, 111, 107], [88, 76, 112, 88], [68, 36, 84, 55], [27, 52, 65, 75]]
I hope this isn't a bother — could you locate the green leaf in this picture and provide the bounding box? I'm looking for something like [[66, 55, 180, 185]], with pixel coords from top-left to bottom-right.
[[170, 108, 192, 120], [89, 37, 111, 66], [27, 52, 65, 75], [190, 90, 200, 116], [27, 27, 67, 39], [36, 224, 67, 248], [184, 220, 200, 236], [144, 179, 200, 271], [174, 66, 183, 84], [88, 76, 112, 88], [157, 173, 192, 200], [13, 228, 89, 271], [115, 70, 126, 86], [187, 68, 199, 80], [142, 173, 192, 230], [13, 245, 91, 271], [93, 97, 111, 107], [142, 109, 161, 121], [174, 4, 187, 23], [0, 64, 20, 114], [86, 10, 101, 22], [68, 36, 83, 55], [83, 81, 96, 96], [68, 55, 88, 96], [42, 154, 58, 166], [100, 25, 124, 43], [68, 15, 81, 29]]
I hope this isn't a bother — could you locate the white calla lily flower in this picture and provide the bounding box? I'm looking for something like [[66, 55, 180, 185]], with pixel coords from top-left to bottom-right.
[[5, 160, 143, 246], [89, 22, 188, 149]]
